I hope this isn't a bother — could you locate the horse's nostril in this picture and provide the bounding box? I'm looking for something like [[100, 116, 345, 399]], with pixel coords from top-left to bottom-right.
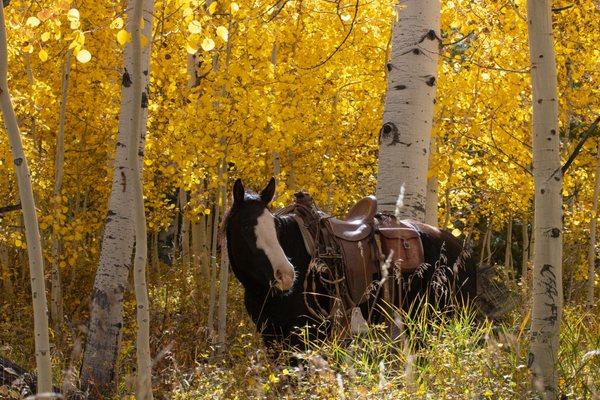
[[275, 269, 284, 281]]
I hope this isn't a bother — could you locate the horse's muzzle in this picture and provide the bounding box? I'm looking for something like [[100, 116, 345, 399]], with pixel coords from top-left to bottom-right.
[[274, 265, 295, 291]]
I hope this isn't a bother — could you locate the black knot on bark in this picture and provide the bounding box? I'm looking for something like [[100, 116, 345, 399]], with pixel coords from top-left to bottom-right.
[[386, 63, 393, 71], [14, 158, 23, 166], [122, 69, 132, 88], [412, 48, 421, 55], [426, 76, 436, 86], [380, 122, 400, 146], [426, 29, 437, 40], [394, 84, 407, 90], [141, 92, 148, 108], [550, 228, 560, 238]]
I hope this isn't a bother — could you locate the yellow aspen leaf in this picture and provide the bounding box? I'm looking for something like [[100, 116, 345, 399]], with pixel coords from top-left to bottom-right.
[[208, 2, 217, 15], [182, 7, 193, 17], [110, 17, 124, 29], [76, 49, 92, 63], [201, 38, 215, 51], [58, 0, 70, 10], [117, 29, 131, 46], [38, 48, 48, 61], [340, 14, 351, 22], [67, 8, 80, 21], [451, 228, 461, 237], [70, 20, 81, 30], [230, 2, 240, 13], [41, 31, 51, 42], [14, 239, 22, 247], [186, 42, 198, 54], [22, 44, 34, 53], [26, 16, 41, 28], [188, 20, 202, 34], [37, 9, 53, 21], [216, 26, 228, 42]]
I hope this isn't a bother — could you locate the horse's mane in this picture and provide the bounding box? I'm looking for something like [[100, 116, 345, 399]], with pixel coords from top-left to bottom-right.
[[220, 190, 262, 236]]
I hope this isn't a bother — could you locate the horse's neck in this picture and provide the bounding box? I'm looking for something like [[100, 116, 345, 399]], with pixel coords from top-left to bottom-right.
[[274, 214, 310, 268]]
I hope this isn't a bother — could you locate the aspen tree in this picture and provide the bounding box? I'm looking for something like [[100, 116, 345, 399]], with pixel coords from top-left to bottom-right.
[[587, 141, 600, 308], [376, 0, 440, 219], [522, 219, 529, 280], [526, 0, 563, 396], [128, 0, 153, 395], [50, 50, 71, 329], [0, 2, 52, 393], [80, 0, 155, 396], [425, 134, 439, 226], [504, 218, 513, 278]]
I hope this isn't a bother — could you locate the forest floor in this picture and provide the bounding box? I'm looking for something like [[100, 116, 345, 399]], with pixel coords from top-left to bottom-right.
[[1, 269, 599, 399]]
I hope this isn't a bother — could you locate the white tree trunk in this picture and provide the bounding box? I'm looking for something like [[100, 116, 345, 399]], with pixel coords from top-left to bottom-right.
[[522, 218, 529, 280], [50, 50, 71, 330], [425, 134, 439, 226], [0, 3, 53, 393], [128, 0, 153, 395], [504, 218, 513, 276], [526, 0, 563, 396], [587, 141, 600, 308], [179, 188, 190, 279], [376, 0, 440, 219], [479, 226, 491, 269], [207, 192, 220, 340], [80, 0, 154, 396], [217, 184, 229, 351]]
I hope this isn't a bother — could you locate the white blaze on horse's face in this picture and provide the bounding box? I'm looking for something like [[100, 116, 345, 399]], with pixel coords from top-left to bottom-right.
[[254, 209, 295, 291]]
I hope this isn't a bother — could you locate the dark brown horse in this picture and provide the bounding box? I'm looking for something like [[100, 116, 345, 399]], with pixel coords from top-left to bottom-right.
[[223, 178, 477, 349]]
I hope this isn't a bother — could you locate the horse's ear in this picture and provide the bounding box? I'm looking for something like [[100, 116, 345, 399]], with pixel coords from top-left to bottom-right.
[[233, 179, 245, 205], [260, 177, 276, 205]]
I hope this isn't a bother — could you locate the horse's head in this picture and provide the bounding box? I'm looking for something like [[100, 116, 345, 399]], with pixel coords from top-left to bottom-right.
[[225, 178, 296, 292]]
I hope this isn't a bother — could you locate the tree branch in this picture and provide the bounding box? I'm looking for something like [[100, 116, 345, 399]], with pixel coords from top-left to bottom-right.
[[560, 115, 600, 176], [0, 203, 21, 215]]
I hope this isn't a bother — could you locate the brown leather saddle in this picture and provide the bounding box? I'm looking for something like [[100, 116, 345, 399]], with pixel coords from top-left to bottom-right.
[[277, 193, 425, 315]]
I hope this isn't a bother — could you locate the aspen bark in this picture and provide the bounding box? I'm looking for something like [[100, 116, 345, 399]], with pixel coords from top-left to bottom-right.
[[217, 184, 229, 351], [376, 0, 440, 219], [178, 189, 190, 287], [50, 50, 71, 329], [522, 219, 529, 280], [526, 0, 563, 396], [128, 0, 153, 395], [504, 218, 513, 277], [587, 141, 600, 308], [479, 226, 491, 269], [443, 160, 454, 228], [0, 3, 53, 393], [207, 193, 220, 340], [425, 134, 439, 226], [191, 218, 208, 280], [80, 0, 155, 396]]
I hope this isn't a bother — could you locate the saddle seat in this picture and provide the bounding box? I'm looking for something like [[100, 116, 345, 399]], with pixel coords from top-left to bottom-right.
[[327, 196, 377, 241]]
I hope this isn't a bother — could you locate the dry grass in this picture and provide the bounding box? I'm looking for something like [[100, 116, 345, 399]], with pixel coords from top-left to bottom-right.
[[1, 270, 599, 399]]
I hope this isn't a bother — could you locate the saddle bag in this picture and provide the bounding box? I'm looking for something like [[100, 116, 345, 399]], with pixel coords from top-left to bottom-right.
[[321, 219, 380, 305], [376, 218, 424, 273]]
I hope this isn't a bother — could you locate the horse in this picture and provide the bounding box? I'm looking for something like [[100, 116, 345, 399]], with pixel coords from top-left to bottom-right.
[[223, 178, 478, 350]]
